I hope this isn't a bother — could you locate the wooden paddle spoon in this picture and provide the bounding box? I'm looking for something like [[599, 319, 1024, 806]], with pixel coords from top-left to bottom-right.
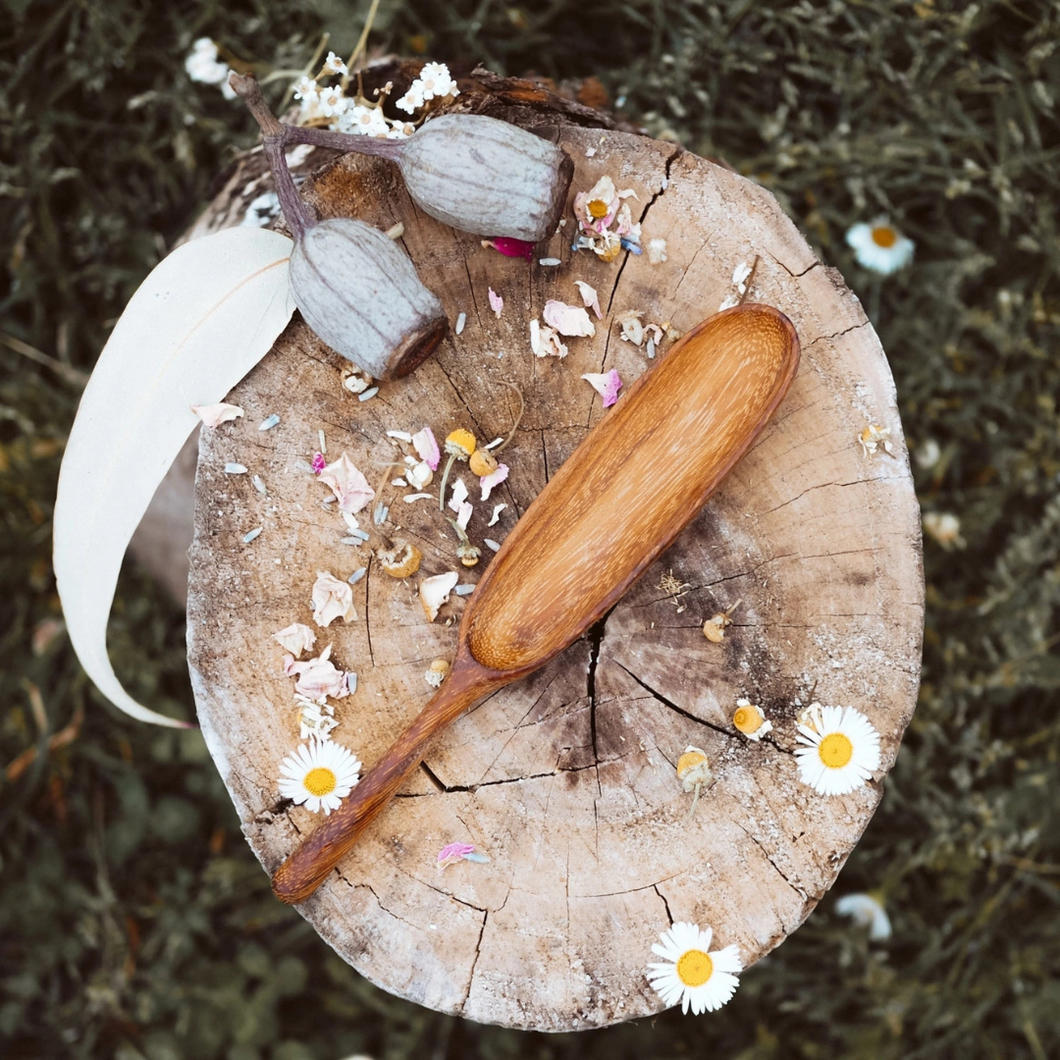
[[272, 302, 800, 903]]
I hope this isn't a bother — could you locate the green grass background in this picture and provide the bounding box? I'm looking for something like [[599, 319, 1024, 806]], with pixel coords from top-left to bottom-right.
[[2, 0, 1059, 1057]]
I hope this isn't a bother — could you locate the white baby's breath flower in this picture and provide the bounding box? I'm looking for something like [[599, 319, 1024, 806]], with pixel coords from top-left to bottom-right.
[[846, 219, 915, 274], [322, 51, 348, 75], [795, 703, 881, 796], [293, 76, 320, 104], [339, 104, 391, 137], [318, 84, 347, 118], [395, 83, 425, 114], [277, 738, 361, 815], [185, 38, 230, 85], [835, 893, 893, 940], [647, 922, 742, 1014], [418, 61, 459, 100]]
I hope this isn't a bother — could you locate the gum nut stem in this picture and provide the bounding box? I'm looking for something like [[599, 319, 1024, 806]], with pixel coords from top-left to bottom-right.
[[469, 448, 499, 477], [397, 114, 575, 243], [376, 540, 423, 578], [288, 217, 448, 380]]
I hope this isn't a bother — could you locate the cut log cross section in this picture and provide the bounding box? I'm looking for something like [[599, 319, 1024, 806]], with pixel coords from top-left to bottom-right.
[[186, 75, 923, 1031]]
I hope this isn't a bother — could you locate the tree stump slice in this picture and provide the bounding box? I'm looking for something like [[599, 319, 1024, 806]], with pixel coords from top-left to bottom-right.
[[188, 85, 923, 1031]]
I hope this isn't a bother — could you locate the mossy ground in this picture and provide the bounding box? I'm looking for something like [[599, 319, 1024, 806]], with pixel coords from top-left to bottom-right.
[[2, 1, 1059, 1057]]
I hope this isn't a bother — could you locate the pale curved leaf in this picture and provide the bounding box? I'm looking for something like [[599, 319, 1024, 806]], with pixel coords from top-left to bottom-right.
[[54, 227, 296, 727]]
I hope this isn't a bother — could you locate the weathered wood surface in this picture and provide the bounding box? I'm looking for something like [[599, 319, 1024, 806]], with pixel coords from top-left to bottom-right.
[[187, 74, 923, 1031]]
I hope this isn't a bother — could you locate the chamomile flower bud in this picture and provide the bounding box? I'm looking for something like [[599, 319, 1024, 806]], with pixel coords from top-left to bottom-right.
[[732, 698, 772, 741], [444, 429, 476, 458], [469, 448, 499, 477]]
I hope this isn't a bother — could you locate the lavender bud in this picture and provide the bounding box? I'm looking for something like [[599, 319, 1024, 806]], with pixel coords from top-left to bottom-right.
[[289, 218, 448, 380], [397, 115, 574, 243]]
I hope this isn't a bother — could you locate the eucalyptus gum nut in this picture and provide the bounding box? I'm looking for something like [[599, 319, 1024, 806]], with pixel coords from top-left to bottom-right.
[[289, 218, 448, 380], [397, 114, 575, 243]]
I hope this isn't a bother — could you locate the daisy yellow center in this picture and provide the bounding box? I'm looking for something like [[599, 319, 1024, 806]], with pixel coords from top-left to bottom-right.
[[304, 766, 337, 797], [871, 225, 897, 248], [588, 199, 609, 219], [733, 707, 762, 734], [676, 949, 713, 988], [818, 732, 854, 769]]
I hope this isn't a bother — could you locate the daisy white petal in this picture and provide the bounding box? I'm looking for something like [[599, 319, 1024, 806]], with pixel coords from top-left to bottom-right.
[[845, 219, 914, 274]]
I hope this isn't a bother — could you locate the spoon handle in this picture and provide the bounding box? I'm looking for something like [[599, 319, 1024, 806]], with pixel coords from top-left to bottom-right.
[[271, 652, 505, 903]]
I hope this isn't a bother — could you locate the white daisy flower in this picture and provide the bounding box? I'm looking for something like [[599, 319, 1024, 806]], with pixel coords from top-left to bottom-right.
[[845, 219, 914, 274], [277, 738, 361, 815], [794, 703, 881, 796], [647, 922, 742, 1014]]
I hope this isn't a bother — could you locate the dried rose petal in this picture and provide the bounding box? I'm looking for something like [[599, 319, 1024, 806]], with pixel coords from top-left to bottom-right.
[[192, 402, 244, 428], [543, 299, 595, 337], [284, 644, 351, 702], [273, 622, 317, 657], [581, 369, 624, 408], [484, 237, 535, 261], [574, 280, 602, 319], [311, 570, 356, 627], [480, 463, 509, 501], [318, 451, 374, 514], [419, 571, 459, 622], [488, 287, 504, 318], [437, 842, 475, 871], [412, 426, 441, 470]]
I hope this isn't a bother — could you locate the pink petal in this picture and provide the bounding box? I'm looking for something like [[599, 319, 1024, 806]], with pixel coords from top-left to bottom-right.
[[485, 237, 535, 261], [480, 463, 509, 501], [412, 426, 440, 470], [311, 452, 327, 474], [488, 287, 504, 317], [437, 842, 476, 871], [581, 369, 624, 408]]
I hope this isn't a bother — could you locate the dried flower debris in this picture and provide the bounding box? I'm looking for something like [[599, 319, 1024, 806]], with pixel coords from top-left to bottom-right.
[[192, 401, 244, 427], [311, 570, 356, 627], [283, 644, 353, 702], [581, 369, 623, 408], [318, 451, 375, 513], [420, 571, 459, 622], [273, 623, 317, 657]]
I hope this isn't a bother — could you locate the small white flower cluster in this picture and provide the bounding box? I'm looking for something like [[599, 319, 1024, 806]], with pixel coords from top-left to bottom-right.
[[184, 38, 236, 99], [395, 61, 460, 114], [293, 60, 458, 140]]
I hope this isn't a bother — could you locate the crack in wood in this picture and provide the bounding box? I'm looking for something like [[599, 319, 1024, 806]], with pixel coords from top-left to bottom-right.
[[615, 662, 734, 740]]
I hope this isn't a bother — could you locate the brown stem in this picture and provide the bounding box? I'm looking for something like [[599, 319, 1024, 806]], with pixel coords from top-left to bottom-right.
[[277, 122, 404, 162], [229, 72, 313, 240]]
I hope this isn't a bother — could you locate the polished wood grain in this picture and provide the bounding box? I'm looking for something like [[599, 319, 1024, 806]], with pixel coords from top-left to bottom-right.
[[271, 303, 799, 903]]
